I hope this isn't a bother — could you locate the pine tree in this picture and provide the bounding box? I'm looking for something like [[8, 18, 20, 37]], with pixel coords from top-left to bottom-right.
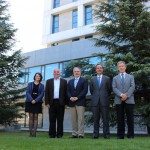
[[94, 0, 150, 132], [0, 0, 27, 126], [63, 59, 95, 78]]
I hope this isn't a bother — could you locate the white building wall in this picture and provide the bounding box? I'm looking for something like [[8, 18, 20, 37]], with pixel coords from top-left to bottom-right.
[[61, 0, 72, 6], [42, 0, 100, 46], [78, 4, 84, 27], [59, 11, 72, 32]]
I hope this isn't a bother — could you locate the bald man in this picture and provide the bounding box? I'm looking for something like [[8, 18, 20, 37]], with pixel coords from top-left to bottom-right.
[[45, 69, 67, 138]]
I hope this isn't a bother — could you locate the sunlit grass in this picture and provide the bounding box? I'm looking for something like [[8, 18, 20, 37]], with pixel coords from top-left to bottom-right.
[[0, 131, 149, 150]]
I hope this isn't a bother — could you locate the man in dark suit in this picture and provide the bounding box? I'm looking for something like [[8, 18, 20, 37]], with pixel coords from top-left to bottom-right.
[[112, 61, 135, 139], [90, 64, 111, 139], [45, 69, 67, 138], [67, 67, 88, 138]]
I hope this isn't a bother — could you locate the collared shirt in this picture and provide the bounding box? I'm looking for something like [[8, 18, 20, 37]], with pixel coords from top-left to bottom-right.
[[120, 72, 126, 79], [75, 77, 80, 81], [54, 78, 60, 99], [74, 77, 80, 88], [97, 74, 103, 79]]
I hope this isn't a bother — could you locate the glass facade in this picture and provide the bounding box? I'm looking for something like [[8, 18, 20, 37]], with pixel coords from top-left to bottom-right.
[[41, 66, 45, 81], [19, 69, 25, 83], [52, 15, 59, 33], [62, 61, 70, 78], [72, 9, 78, 28], [89, 57, 100, 65], [28, 67, 41, 82], [54, 0, 60, 8], [59, 63, 63, 77], [85, 6, 93, 25], [22, 56, 106, 83], [45, 63, 59, 80]]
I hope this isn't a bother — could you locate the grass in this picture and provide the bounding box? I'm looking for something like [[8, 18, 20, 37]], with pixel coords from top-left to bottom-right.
[[0, 131, 150, 150]]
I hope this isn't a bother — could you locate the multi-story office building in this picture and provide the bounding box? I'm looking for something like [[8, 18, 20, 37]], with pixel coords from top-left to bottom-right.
[[19, 0, 147, 133], [42, 0, 99, 47], [19, 0, 108, 131]]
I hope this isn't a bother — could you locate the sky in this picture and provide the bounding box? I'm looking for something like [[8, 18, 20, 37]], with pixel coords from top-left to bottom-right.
[[7, 0, 45, 53]]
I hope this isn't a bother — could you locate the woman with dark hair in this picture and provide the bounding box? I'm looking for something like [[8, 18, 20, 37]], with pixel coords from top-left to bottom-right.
[[25, 73, 44, 137]]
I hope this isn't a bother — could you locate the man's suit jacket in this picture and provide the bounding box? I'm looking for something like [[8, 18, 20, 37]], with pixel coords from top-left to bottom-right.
[[45, 78, 67, 106], [112, 73, 135, 104], [90, 75, 111, 107], [26, 82, 44, 103], [67, 77, 88, 107]]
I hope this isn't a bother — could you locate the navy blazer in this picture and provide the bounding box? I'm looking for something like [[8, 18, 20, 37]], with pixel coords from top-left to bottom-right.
[[26, 82, 44, 103], [67, 77, 88, 107]]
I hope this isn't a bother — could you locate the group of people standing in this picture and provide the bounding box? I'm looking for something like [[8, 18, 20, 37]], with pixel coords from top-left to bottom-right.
[[25, 61, 135, 140]]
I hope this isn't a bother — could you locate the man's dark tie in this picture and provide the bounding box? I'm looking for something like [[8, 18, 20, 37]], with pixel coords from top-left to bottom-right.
[[121, 73, 125, 85], [97, 77, 101, 88]]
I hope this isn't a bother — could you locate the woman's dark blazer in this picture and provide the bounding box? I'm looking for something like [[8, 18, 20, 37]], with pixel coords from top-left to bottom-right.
[[26, 82, 44, 103]]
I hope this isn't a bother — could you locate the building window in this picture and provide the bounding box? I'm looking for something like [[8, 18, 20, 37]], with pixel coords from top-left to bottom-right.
[[19, 69, 25, 83], [89, 57, 100, 65], [54, 0, 60, 8], [72, 10, 78, 28], [62, 61, 70, 78], [28, 67, 41, 82], [89, 56, 106, 67], [25, 68, 29, 82], [72, 38, 79, 42], [73, 0, 78, 2], [52, 15, 59, 33], [85, 35, 93, 39], [51, 43, 58, 46], [59, 63, 63, 77], [45, 63, 59, 80], [41, 66, 45, 81], [85, 6, 92, 25]]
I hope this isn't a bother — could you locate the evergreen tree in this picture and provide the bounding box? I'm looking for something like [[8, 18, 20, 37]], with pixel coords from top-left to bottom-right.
[[63, 58, 95, 78], [94, 0, 150, 132], [0, 0, 27, 126]]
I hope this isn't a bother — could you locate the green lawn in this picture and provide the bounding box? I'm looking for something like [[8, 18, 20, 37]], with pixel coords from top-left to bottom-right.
[[0, 131, 149, 150]]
